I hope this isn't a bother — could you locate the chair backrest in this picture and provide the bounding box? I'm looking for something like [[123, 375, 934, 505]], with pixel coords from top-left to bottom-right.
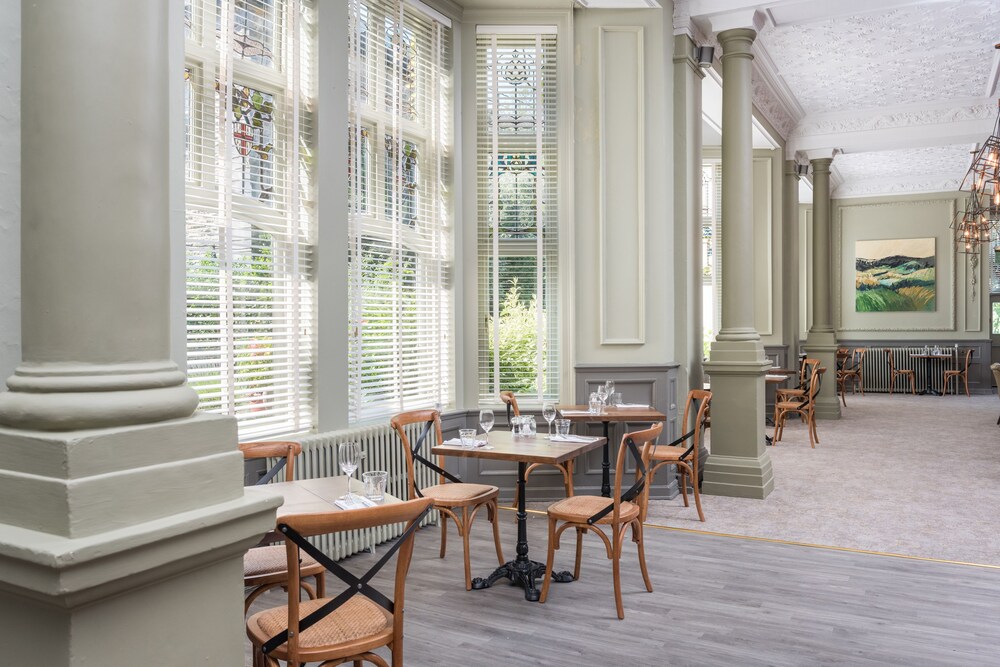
[[805, 362, 823, 403], [390, 409, 446, 500], [239, 440, 302, 485], [960, 348, 972, 373], [885, 348, 896, 372], [499, 391, 520, 422], [678, 389, 712, 470], [853, 347, 866, 371], [992, 363, 1000, 393], [800, 358, 820, 390], [273, 497, 434, 665], [608, 422, 663, 524]]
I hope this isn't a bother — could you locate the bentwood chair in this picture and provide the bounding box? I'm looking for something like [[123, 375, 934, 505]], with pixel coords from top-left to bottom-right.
[[835, 348, 850, 407], [773, 360, 821, 447], [644, 390, 711, 522], [247, 497, 434, 667], [540, 422, 663, 620], [943, 348, 972, 397], [775, 357, 819, 412], [886, 348, 916, 396], [841, 347, 866, 395], [240, 441, 326, 615], [501, 390, 574, 498], [390, 410, 504, 590]]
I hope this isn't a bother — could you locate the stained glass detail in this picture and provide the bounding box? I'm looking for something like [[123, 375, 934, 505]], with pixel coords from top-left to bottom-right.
[[491, 153, 538, 239], [184, 2, 194, 39], [384, 20, 417, 121], [485, 48, 543, 134], [384, 136, 419, 226], [184, 69, 193, 181], [231, 84, 275, 201], [234, 0, 277, 67], [347, 126, 371, 213]]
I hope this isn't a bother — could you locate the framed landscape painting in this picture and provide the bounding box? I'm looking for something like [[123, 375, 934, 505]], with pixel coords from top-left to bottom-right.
[[855, 238, 936, 312]]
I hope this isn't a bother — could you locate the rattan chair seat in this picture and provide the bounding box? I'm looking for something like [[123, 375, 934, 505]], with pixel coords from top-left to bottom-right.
[[421, 482, 498, 504], [546, 495, 640, 524], [248, 595, 393, 653], [244, 545, 324, 580]]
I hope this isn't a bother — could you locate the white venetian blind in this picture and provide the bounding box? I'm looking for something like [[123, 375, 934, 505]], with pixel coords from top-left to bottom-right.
[[476, 30, 560, 404], [347, 0, 454, 423], [184, 0, 316, 439]]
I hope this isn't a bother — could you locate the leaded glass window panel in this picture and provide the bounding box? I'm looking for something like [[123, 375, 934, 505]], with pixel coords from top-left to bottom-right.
[[230, 84, 276, 202], [233, 0, 277, 67]]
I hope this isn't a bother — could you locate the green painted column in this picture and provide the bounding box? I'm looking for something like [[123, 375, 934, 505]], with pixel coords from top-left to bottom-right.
[[782, 160, 801, 363], [701, 28, 774, 500], [802, 156, 842, 419], [673, 34, 706, 392]]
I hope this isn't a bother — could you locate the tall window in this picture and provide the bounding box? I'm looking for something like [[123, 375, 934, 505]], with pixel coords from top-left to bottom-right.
[[184, 0, 316, 439], [702, 160, 722, 352], [477, 30, 559, 404], [347, 1, 453, 423]]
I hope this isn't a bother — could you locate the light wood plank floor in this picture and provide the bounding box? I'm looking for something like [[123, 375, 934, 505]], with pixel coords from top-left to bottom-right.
[[246, 511, 1000, 666]]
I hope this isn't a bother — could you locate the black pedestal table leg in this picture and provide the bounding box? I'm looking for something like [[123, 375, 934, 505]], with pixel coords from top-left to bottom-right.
[[601, 420, 611, 498]]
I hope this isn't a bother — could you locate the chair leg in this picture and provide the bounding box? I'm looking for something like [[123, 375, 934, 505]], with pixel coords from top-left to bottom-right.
[[964, 374, 970, 397], [612, 525, 624, 620], [889, 375, 894, 396], [439, 514, 447, 559], [564, 460, 575, 497], [634, 520, 653, 593], [315, 571, 325, 598], [910, 375, 916, 395], [678, 465, 689, 507], [460, 507, 472, 591], [489, 499, 505, 565], [540, 517, 558, 603], [574, 527, 584, 581], [686, 463, 705, 522]]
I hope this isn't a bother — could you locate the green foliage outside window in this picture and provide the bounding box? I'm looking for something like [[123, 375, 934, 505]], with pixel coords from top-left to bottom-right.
[[486, 279, 544, 395]]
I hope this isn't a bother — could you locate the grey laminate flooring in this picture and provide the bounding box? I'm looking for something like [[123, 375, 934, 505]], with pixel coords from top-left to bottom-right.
[[245, 511, 1000, 666]]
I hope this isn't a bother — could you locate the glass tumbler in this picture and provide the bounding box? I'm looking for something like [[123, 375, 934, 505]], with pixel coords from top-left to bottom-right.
[[363, 470, 388, 503], [459, 428, 476, 448], [554, 418, 571, 436]]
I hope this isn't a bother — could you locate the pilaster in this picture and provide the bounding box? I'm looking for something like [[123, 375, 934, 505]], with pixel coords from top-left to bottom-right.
[[702, 27, 773, 499]]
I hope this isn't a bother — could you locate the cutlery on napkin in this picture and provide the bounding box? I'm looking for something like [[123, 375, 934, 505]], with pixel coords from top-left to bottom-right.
[[334, 495, 378, 510], [550, 434, 599, 443]]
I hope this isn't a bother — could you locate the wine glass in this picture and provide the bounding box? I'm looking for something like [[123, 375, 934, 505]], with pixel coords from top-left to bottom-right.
[[542, 402, 557, 435], [479, 409, 495, 446], [596, 383, 609, 408], [339, 442, 362, 499], [604, 379, 615, 398]]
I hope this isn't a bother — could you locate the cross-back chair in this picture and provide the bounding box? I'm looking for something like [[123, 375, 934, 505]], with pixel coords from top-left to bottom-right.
[[246, 497, 434, 667], [943, 348, 972, 397], [540, 422, 663, 619], [501, 390, 574, 499], [773, 360, 821, 447], [390, 410, 504, 590], [240, 441, 326, 615], [775, 357, 819, 408], [643, 390, 711, 522], [841, 347, 866, 396], [886, 348, 916, 395]]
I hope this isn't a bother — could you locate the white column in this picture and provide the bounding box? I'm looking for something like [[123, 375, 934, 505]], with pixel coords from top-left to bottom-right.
[[0, 1, 279, 663], [701, 26, 774, 499], [802, 154, 842, 418]]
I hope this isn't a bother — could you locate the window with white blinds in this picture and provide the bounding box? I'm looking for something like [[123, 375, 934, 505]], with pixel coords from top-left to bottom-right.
[[347, 0, 453, 423], [184, 0, 316, 439], [477, 30, 560, 404]]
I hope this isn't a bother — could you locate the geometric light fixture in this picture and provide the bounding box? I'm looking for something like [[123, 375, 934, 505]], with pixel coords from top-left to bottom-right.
[[951, 193, 992, 255], [957, 92, 1000, 256]]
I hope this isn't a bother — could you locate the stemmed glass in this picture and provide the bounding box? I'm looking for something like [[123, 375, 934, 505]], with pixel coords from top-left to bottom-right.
[[339, 442, 363, 500], [604, 380, 615, 400], [542, 402, 557, 435], [596, 383, 609, 410], [479, 409, 495, 446]]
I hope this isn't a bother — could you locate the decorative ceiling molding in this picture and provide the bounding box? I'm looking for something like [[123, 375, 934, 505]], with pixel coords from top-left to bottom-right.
[[833, 176, 964, 199], [831, 144, 972, 198], [791, 101, 995, 139]]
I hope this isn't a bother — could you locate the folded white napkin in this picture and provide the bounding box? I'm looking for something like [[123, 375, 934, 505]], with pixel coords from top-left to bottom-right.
[[614, 403, 649, 409], [558, 409, 592, 416], [442, 437, 488, 448], [334, 495, 377, 510], [550, 434, 600, 443]]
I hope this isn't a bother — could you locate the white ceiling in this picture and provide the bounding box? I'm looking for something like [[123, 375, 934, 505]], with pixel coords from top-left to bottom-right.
[[682, 0, 1000, 198]]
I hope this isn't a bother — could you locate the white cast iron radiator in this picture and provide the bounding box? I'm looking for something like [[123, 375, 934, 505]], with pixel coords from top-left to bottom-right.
[[279, 422, 439, 560], [858, 346, 955, 394]]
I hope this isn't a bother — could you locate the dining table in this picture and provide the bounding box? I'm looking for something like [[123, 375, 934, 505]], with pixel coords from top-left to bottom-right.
[[909, 352, 952, 396], [432, 430, 605, 602], [555, 405, 665, 497]]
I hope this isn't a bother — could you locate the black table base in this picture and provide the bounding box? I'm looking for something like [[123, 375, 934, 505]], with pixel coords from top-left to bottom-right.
[[471, 559, 574, 602], [471, 461, 575, 601], [918, 356, 942, 396]]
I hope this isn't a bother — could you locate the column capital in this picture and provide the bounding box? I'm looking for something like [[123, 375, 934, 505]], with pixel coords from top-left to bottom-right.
[[810, 156, 834, 173], [801, 147, 840, 163], [717, 27, 757, 57]]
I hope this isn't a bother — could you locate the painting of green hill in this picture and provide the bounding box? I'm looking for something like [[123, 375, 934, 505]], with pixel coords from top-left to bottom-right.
[[855, 238, 936, 312]]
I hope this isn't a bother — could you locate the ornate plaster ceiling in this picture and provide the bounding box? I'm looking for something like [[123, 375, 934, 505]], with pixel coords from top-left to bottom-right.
[[832, 144, 973, 197]]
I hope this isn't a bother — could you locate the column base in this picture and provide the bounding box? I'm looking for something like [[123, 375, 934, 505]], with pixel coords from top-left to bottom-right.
[[802, 332, 841, 420], [701, 452, 775, 499], [703, 340, 774, 500]]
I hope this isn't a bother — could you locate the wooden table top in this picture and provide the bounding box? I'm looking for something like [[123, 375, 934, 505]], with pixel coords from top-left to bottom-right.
[[765, 374, 791, 384], [432, 430, 605, 465], [266, 476, 400, 518], [556, 405, 666, 422], [910, 353, 953, 359]]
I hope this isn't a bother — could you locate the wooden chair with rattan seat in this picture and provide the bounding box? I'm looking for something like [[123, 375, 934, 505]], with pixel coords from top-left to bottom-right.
[[540, 422, 662, 620], [943, 348, 972, 397], [247, 496, 434, 667], [240, 441, 326, 615], [390, 409, 504, 591], [885, 348, 916, 395], [643, 389, 710, 522], [500, 390, 574, 499], [835, 348, 851, 407], [841, 347, 866, 395], [773, 361, 821, 448], [775, 357, 819, 422]]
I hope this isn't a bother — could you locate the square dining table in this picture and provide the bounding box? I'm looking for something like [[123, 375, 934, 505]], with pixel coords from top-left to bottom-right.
[[555, 405, 665, 497], [432, 430, 605, 602]]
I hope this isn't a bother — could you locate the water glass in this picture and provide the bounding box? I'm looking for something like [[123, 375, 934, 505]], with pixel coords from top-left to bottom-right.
[[588, 392, 602, 415], [604, 379, 615, 397], [542, 402, 557, 434], [510, 416, 522, 436], [362, 470, 388, 502], [522, 415, 537, 437], [611, 392, 623, 407], [459, 428, 476, 448], [554, 418, 571, 436]]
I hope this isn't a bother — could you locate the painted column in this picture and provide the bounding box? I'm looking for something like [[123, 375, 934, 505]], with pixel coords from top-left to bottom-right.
[[701, 27, 774, 499], [782, 160, 801, 363], [672, 33, 706, 393], [0, 1, 279, 663], [803, 156, 842, 418]]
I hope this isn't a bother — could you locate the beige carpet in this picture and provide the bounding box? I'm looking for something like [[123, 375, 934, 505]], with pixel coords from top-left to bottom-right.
[[643, 392, 1000, 566]]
